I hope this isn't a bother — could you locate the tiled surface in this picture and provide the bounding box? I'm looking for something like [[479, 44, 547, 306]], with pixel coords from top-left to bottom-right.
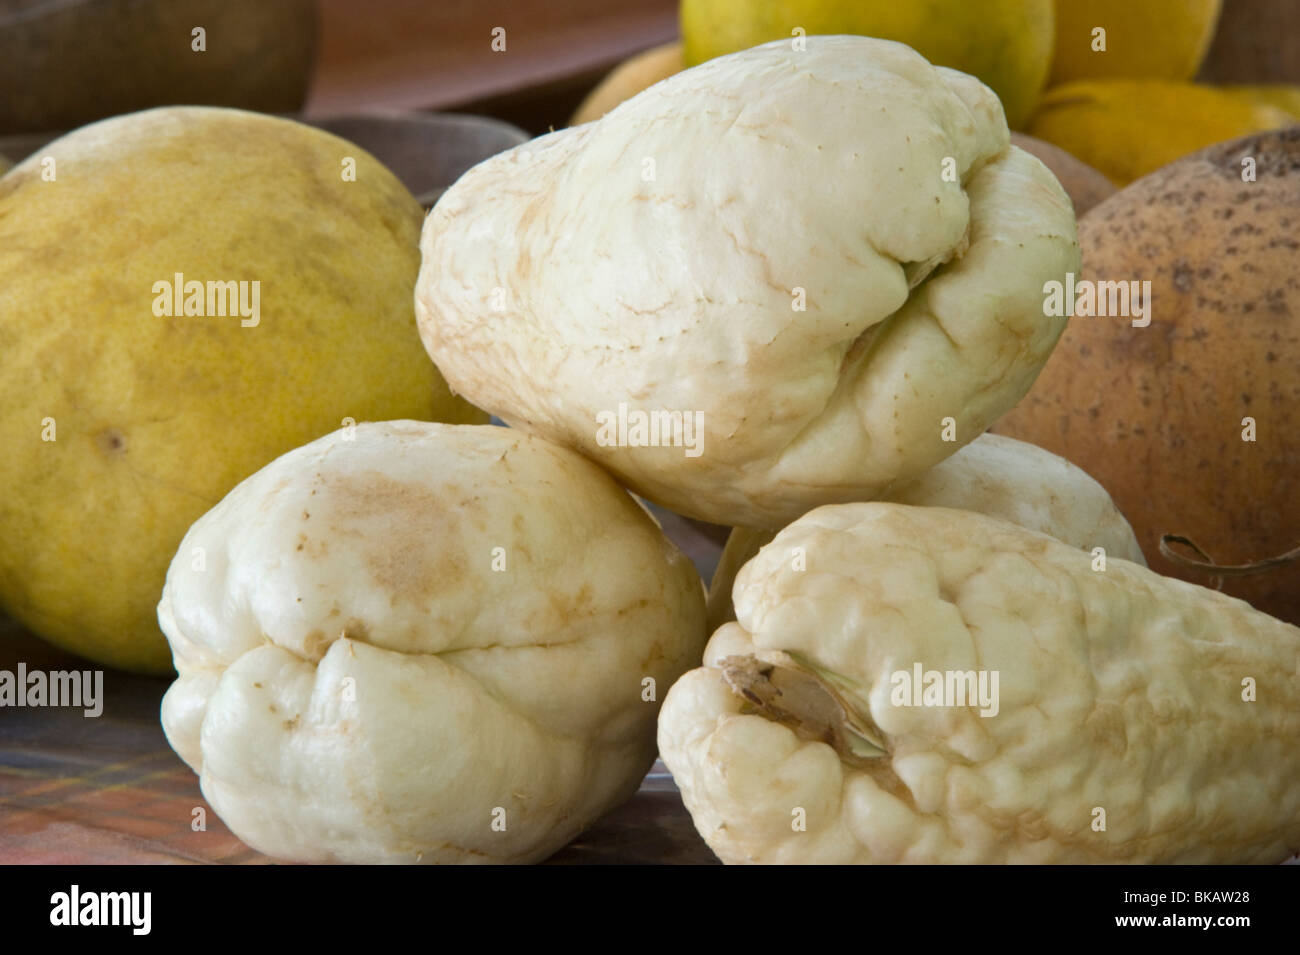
[[0, 647, 267, 865], [0, 643, 720, 865]]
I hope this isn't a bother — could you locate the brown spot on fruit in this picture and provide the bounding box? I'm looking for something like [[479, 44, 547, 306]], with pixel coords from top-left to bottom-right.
[[96, 427, 126, 455], [324, 470, 470, 607]]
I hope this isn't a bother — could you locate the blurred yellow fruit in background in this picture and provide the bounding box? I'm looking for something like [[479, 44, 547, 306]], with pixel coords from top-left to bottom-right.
[[572, 42, 684, 124], [680, 0, 1054, 128], [1027, 80, 1292, 184], [1051, 0, 1222, 84], [1228, 84, 1300, 119]]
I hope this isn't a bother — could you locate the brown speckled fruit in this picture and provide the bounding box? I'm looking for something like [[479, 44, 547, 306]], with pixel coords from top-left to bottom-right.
[[996, 128, 1300, 623]]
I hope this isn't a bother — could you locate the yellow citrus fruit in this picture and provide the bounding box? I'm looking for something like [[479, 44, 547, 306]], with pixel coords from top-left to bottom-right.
[[1050, 0, 1222, 84], [1027, 80, 1293, 184], [0, 107, 485, 673], [1228, 84, 1300, 119], [680, 0, 1054, 129]]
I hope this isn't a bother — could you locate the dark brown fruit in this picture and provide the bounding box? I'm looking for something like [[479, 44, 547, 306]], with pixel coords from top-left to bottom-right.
[[1198, 0, 1300, 84]]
